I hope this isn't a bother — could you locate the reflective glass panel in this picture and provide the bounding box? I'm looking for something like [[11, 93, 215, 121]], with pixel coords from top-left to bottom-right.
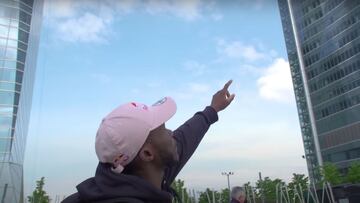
[[0, 17, 10, 26], [9, 28, 18, 40], [0, 106, 13, 114], [0, 68, 16, 82], [0, 116, 12, 127], [0, 6, 19, 20], [5, 47, 17, 60], [0, 82, 15, 91], [0, 91, 15, 105], [0, 137, 11, 152], [0, 25, 9, 37]]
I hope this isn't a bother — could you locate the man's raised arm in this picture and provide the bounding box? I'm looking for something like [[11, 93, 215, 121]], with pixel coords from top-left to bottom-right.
[[165, 80, 235, 182]]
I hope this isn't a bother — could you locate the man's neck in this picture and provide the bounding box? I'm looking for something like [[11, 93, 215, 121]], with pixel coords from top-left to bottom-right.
[[134, 165, 165, 190]]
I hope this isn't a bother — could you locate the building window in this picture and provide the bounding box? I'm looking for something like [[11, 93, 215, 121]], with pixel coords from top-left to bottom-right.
[[348, 148, 360, 159], [19, 11, 31, 25], [0, 82, 16, 92], [18, 29, 29, 43], [332, 152, 347, 162], [0, 116, 12, 127], [0, 137, 11, 152], [15, 70, 23, 83], [2, 60, 16, 69], [5, 47, 18, 60], [315, 93, 360, 120], [0, 6, 20, 20], [307, 41, 360, 80], [0, 91, 15, 105], [0, 68, 16, 82]]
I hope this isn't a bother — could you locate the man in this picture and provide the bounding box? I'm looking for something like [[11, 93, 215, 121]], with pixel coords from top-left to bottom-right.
[[230, 186, 247, 203], [62, 80, 235, 203]]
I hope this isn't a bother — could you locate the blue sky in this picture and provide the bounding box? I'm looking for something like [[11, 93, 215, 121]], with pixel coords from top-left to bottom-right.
[[24, 0, 307, 199]]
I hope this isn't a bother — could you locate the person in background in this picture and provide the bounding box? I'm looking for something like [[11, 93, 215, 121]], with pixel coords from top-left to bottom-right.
[[231, 186, 247, 203]]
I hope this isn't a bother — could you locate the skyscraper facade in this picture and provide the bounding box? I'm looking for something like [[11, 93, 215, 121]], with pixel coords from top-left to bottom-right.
[[278, 0, 360, 183], [0, 0, 43, 202]]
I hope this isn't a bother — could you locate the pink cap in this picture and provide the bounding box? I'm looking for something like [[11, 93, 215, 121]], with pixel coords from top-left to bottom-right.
[[95, 97, 177, 173]]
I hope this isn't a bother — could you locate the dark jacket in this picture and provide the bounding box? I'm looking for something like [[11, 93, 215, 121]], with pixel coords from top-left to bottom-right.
[[230, 198, 248, 203], [62, 106, 218, 203]]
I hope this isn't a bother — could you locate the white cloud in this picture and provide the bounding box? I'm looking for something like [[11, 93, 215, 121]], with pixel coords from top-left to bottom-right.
[[217, 39, 268, 62], [211, 13, 223, 21], [184, 60, 207, 76], [57, 12, 110, 43], [145, 0, 203, 21], [254, 0, 265, 10], [44, 0, 118, 43], [172, 92, 194, 100], [176, 115, 307, 189], [257, 58, 295, 103], [113, 0, 138, 14], [44, 0, 76, 18], [44, 0, 134, 19], [189, 83, 210, 93], [174, 0, 203, 21], [224, 42, 265, 61], [269, 49, 278, 58], [236, 64, 262, 76], [171, 82, 213, 101], [44, 0, 219, 43]]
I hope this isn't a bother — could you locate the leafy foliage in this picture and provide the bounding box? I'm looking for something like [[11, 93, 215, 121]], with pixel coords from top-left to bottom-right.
[[288, 174, 309, 203], [27, 177, 51, 203], [319, 162, 344, 185], [171, 179, 192, 203], [198, 188, 229, 203], [346, 161, 360, 184], [256, 177, 285, 203]]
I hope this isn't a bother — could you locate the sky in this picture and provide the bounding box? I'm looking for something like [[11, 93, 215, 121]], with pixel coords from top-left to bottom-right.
[[23, 0, 308, 199]]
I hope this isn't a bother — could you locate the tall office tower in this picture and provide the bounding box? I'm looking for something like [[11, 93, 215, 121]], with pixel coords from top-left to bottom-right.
[[0, 0, 43, 202], [278, 0, 360, 183]]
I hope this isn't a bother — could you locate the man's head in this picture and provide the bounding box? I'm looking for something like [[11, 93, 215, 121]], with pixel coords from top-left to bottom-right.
[[95, 97, 177, 173], [127, 123, 179, 172], [231, 186, 246, 203]]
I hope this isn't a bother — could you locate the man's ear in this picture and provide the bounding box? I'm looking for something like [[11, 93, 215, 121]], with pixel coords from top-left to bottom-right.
[[138, 144, 155, 162]]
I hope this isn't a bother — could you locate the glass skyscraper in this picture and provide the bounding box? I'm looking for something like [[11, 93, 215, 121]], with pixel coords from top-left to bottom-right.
[[0, 0, 43, 202], [278, 0, 360, 183]]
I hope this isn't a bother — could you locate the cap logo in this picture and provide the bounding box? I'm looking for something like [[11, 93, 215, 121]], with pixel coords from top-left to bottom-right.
[[131, 102, 148, 110], [152, 97, 167, 106]]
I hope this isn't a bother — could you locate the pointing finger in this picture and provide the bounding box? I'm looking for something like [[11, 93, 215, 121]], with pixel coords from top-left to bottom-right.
[[223, 80, 233, 91]]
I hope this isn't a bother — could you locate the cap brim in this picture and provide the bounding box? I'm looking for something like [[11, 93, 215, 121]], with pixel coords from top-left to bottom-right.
[[149, 97, 177, 130]]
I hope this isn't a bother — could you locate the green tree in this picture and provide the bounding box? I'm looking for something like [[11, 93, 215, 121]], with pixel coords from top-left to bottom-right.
[[346, 161, 360, 184], [171, 179, 191, 203], [243, 182, 258, 203], [219, 188, 229, 203], [198, 188, 211, 203], [198, 188, 221, 203], [27, 177, 50, 203], [256, 177, 285, 203], [288, 174, 309, 203], [319, 162, 344, 185]]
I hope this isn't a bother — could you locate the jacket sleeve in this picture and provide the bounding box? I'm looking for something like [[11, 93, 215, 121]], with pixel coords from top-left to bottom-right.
[[164, 106, 218, 184], [61, 193, 82, 203]]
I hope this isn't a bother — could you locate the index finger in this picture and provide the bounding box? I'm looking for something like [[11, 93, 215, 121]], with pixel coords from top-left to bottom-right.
[[223, 80, 233, 90]]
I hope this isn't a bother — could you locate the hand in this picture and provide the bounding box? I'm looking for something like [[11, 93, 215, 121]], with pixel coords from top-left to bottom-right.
[[211, 80, 235, 112]]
